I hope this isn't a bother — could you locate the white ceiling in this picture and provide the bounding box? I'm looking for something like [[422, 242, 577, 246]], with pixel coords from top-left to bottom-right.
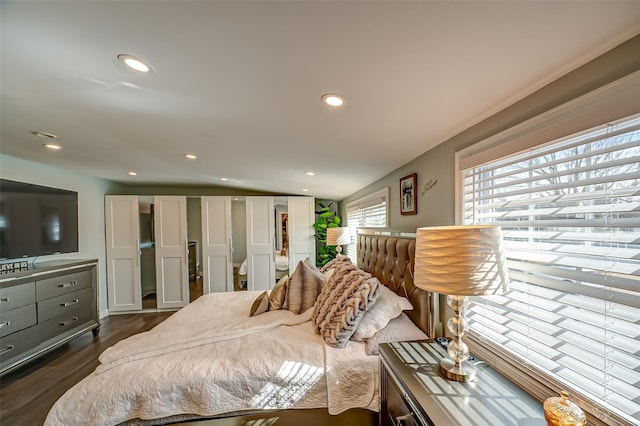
[[2, 1, 640, 200]]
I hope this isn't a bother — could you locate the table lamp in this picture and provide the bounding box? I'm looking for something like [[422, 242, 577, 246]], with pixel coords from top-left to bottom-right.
[[326, 227, 351, 256], [415, 225, 508, 382]]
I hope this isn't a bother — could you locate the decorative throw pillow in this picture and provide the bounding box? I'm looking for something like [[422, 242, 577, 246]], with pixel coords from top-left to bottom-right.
[[317, 269, 380, 348], [269, 275, 288, 311], [303, 256, 317, 270], [364, 313, 428, 355], [351, 285, 414, 341], [286, 258, 326, 315], [249, 291, 269, 317]]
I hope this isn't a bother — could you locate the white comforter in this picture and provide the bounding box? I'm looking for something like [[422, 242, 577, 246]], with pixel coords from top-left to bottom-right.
[[45, 292, 378, 426]]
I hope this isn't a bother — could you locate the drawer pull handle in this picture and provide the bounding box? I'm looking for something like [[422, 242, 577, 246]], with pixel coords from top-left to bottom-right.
[[59, 316, 79, 326], [395, 413, 414, 426], [58, 280, 78, 288], [0, 297, 9, 303], [0, 321, 10, 328], [0, 345, 15, 355], [61, 299, 80, 307]]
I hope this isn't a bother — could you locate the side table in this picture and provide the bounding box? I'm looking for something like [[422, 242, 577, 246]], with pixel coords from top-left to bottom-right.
[[379, 340, 546, 426]]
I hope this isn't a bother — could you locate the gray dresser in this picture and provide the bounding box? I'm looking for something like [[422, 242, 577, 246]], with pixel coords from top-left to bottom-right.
[[0, 259, 99, 376]]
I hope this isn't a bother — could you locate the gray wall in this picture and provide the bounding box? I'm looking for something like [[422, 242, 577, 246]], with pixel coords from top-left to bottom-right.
[[339, 35, 640, 231], [0, 154, 120, 318]]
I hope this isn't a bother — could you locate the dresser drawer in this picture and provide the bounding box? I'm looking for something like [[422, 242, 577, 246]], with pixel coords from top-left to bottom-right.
[[0, 325, 39, 364], [37, 287, 93, 322], [0, 304, 37, 337], [38, 306, 93, 342], [36, 270, 92, 301], [0, 282, 36, 312]]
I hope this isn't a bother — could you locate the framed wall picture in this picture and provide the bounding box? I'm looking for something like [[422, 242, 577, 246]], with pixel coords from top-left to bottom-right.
[[400, 173, 417, 215]]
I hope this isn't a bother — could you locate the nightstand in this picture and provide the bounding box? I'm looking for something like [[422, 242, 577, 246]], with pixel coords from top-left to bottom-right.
[[379, 340, 546, 426]]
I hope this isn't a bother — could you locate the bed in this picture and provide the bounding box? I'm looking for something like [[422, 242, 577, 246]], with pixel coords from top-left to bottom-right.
[[45, 234, 435, 426]]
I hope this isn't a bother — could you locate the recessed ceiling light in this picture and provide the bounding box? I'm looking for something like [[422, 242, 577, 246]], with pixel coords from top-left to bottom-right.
[[305, 171, 315, 176], [128, 171, 137, 176], [321, 93, 345, 107], [220, 177, 228, 181], [185, 154, 197, 160], [32, 131, 57, 139], [43, 143, 62, 150], [117, 54, 154, 74], [302, 188, 309, 192]]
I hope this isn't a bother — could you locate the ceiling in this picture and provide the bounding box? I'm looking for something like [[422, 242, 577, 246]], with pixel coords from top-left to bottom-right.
[[2, 1, 640, 200]]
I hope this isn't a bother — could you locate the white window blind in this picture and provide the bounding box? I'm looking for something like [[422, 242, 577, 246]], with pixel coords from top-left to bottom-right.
[[345, 188, 388, 263], [461, 114, 640, 425]]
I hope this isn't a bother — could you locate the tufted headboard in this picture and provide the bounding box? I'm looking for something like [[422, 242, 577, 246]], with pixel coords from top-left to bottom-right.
[[357, 233, 435, 337]]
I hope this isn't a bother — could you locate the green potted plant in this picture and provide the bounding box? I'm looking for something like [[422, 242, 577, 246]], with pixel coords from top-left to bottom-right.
[[314, 201, 342, 267]]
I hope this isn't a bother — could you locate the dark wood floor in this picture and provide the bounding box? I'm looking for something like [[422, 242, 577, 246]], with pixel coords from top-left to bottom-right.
[[0, 312, 173, 426]]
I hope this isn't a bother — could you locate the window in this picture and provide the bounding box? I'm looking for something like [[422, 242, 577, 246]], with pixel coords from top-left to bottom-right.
[[345, 188, 389, 263], [458, 113, 640, 425]]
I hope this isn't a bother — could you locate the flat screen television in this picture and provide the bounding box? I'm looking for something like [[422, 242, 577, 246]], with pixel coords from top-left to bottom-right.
[[0, 179, 79, 260]]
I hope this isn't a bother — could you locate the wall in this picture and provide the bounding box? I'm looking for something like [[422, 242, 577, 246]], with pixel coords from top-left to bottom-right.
[[339, 34, 640, 231], [0, 154, 122, 318]]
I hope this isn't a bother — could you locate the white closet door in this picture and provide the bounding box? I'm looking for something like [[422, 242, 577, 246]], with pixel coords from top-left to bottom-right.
[[288, 196, 316, 269], [246, 196, 275, 291], [154, 195, 189, 309], [105, 195, 141, 312], [201, 196, 233, 293]]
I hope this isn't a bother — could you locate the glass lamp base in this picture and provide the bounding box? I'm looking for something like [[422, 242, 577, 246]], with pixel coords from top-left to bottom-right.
[[440, 357, 477, 383]]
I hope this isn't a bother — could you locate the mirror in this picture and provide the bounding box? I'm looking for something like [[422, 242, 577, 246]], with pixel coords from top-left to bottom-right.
[[231, 197, 248, 290], [274, 196, 288, 254], [233, 196, 289, 291]]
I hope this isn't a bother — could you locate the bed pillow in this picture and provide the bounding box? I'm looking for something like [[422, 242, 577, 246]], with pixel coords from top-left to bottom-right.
[[351, 285, 414, 341], [269, 275, 288, 311], [286, 258, 325, 314], [317, 269, 380, 348], [249, 291, 269, 317], [364, 313, 428, 355]]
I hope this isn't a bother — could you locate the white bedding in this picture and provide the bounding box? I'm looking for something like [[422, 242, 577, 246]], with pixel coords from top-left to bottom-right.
[[238, 254, 289, 275], [45, 291, 378, 426]]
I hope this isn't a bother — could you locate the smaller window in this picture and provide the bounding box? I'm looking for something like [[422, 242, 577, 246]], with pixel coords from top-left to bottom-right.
[[345, 188, 389, 262]]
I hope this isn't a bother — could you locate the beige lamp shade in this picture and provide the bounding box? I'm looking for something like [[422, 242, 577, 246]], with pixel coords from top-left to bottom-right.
[[326, 227, 351, 246], [414, 225, 509, 296]]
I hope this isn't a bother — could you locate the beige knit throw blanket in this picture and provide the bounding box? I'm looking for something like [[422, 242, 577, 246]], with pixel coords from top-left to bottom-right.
[[313, 260, 380, 348]]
